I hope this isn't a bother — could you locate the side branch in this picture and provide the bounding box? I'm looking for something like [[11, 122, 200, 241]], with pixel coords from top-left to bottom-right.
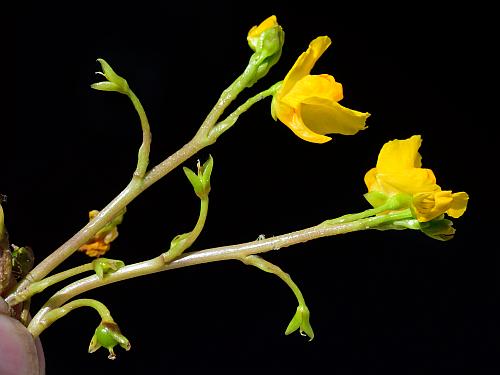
[[27, 209, 412, 336]]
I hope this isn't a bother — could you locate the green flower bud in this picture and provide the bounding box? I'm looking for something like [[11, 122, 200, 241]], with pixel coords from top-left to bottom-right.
[[285, 304, 314, 341], [183, 155, 213, 199], [246, 16, 284, 84], [92, 258, 125, 279], [89, 321, 131, 360], [91, 58, 130, 95]]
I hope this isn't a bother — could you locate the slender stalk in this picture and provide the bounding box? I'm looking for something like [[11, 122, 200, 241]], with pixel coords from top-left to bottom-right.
[[29, 298, 112, 337], [143, 64, 260, 189], [9, 263, 94, 305], [241, 255, 305, 305], [163, 197, 209, 263], [8, 179, 142, 300], [128, 90, 151, 179], [27, 209, 413, 336], [208, 82, 282, 141], [7, 53, 268, 304]]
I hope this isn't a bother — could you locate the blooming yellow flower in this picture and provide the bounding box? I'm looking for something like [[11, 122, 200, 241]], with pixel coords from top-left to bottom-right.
[[271, 36, 369, 143], [364, 135, 469, 222]]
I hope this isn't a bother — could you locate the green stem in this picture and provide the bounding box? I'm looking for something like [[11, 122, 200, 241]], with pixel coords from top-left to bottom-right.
[[128, 90, 151, 179], [163, 197, 209, 263], [208, 82, 282, 141], [7, 57, 258, 305], [6, 179, 143, 304], [143, 58, 261, 189], [321, 197, 403, 226], [241, 255, 305, 305], [29, 298, 112, 337], [27, 209, 413, 335], [8, 263, 94, 306]]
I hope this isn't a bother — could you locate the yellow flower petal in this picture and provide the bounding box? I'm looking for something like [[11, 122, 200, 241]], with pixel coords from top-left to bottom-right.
[[300, 97, 368, 136], [281, 75, 343, 106], [247, 15, 278, 40], [279, 36, 331, 99], [376, 135, 423, 172], [287, 110, 332, 143], [413, 191, 454, 222], [447, 192, 469, 218], [371, 169, 438, 196]]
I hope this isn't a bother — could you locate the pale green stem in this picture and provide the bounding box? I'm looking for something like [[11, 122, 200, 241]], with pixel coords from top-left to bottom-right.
[[143, 57, 262, 188], [208, 82, 282, 141], [8, 199, 208, 306], [241, 255, 305, 305], [27, 209, 413, 336], [163, 197, 209, 263], [321, 198, 402, 226], [8, 57, 261, 305], [128, 90, 151, 179], [29, 298, 112, 337], [7, 179, 144, 303], [9, 263, 94, 305]]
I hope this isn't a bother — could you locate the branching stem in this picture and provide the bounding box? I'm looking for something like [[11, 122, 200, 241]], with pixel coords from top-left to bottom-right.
[[27, 209, 412, 337]]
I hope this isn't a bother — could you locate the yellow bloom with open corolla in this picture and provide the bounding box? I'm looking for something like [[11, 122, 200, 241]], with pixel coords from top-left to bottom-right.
[[271, 36, 370, 144], [364, 135, 468, 222]]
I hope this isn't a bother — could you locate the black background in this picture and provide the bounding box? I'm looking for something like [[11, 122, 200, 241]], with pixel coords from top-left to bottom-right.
[[8, 2, 496, 374]]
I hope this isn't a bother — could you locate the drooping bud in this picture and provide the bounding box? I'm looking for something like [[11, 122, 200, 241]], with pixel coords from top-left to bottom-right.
[[89, 321, 131, 360], [285, 304, 314, 341]]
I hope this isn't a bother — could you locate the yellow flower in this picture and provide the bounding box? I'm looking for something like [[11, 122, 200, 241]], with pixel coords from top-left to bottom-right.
[[271, 36, 369, 143], [364, 135, 469, 222]]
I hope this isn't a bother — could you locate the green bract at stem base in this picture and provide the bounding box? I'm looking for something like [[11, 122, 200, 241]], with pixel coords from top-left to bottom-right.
[[27, 209, 413, 337]]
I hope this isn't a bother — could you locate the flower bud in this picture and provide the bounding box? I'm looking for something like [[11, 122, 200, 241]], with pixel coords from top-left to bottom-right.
[[89, 321, 131, 360], [285, 304, 314, 341], [91, 58, 130, 95], [92, 258, 125, 279], [247, 16, 284, 83], [183, 155, 213, 199]]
